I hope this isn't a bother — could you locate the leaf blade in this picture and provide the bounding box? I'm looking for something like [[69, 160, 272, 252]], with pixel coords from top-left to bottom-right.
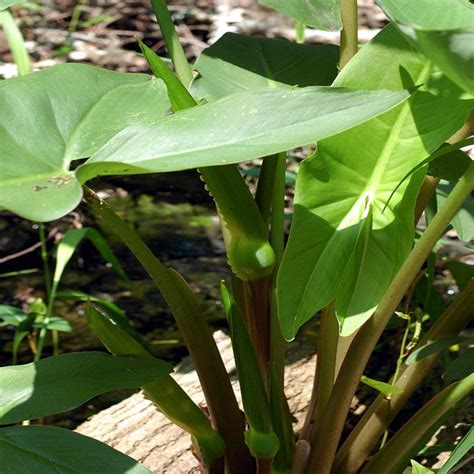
[[0, 352, 172, 424]]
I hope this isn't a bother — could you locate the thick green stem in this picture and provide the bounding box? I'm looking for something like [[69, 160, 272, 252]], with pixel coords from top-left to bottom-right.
[[300, 302, 338, 443], [150, 0, 193, 87], [362, 375, 474, 474], [306, 162, 474, 473], [268, 152, 294, 473], [334, 280, 474, 473], [256, 155, 281, 227], [338, 0, 358, 70], [83, 187, 252, 473]]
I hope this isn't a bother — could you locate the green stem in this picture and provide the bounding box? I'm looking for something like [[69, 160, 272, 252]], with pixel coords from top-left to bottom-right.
[[267, 153, 294, 473], [150, 0, 193, 87], [361, 375, 474, 474], [334, 280, 474, 474], [35, 270, 58, 361], [295, 21, 305, 44], [306, 162, 474, 473], [338, 0, 358, 70], [83, 186, 252, 473], [256, 155, 280, 228], [0, 10, 31, 76], [300, 302, 338, 444], [38, 224, 51, 298]]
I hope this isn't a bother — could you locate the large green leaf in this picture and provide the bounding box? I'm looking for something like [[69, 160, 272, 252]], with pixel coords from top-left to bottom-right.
[[192, 33, 338, 99], [0, 426, 151, 473], [76, 86, 410, 184], [259, 0, 341, 31], [277, 25, 473, 340], [0, 352, 171, 424], [0, 64, 409, 223], [0, 1, 26, 10], [377, 0, 474, 94], [0, 64, 170, 222]]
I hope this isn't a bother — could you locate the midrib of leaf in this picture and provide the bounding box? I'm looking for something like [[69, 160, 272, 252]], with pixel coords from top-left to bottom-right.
[[90, 90, 406, 167], [290, 62, 431, 328], [364, 61, 431, 201], [0, 435, 80, 473]]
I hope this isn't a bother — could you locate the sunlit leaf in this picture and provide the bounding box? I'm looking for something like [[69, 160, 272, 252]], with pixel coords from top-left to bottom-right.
[[259, 0, 341, 31], [377, 0, 474, 94], [360, 375, 403, 395], [192, 33, 338, 99], [277, 25, 473, 340]]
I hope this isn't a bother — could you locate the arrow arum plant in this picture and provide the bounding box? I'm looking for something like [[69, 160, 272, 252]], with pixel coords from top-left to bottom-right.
[[0, 0, 473, 473]]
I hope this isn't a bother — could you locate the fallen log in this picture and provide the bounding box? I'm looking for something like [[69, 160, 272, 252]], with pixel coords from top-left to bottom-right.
[[76, 331, 317, 473]]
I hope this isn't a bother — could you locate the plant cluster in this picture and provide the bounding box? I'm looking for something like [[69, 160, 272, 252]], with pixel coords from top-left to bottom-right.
[[0, 0, 473, 473]]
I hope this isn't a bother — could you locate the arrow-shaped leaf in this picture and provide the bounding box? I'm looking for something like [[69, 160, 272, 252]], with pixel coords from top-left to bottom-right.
[[277, 25, 474, 340], [0, 64, 170, 222]]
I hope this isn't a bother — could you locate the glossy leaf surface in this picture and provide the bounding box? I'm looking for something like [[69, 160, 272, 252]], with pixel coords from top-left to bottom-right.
[[192, 33, 338, 99], [377, 0, 474, 93], [0, 64, 170, 222], [0, 426, 151, 473], [0, 352, 171, 424], [277, 25, 473, 339], [259, 0, 341, 31], [77, 86, 410, 184], [406, 337, 474, 365]]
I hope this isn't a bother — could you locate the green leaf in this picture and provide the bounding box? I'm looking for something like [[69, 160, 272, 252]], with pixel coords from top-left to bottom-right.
[[443, 348, 474, 382], [33, 316, 72, 333], [446, 260, 474, 290], [0, 305, 27, 327], [437, 182, 474, 241], [76, 86, 411, 185], [377, 0, 474, 94], [277, 25, 473, 340], [85, 301, 226, 467], [438, 427, 474, 474], [406, 337, 474, 365], [360, 375, 404, 395], [0, 352, 171, 424], [53, 228, 127, 289], [409, 460, 434, 474], [0, 426, 151, 473], [428, 147, 472, 182], [259, 0, 341, 31], [192, 33, 339, 99], [0, 1, 27, 10], [0, 64, 170, 222]]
